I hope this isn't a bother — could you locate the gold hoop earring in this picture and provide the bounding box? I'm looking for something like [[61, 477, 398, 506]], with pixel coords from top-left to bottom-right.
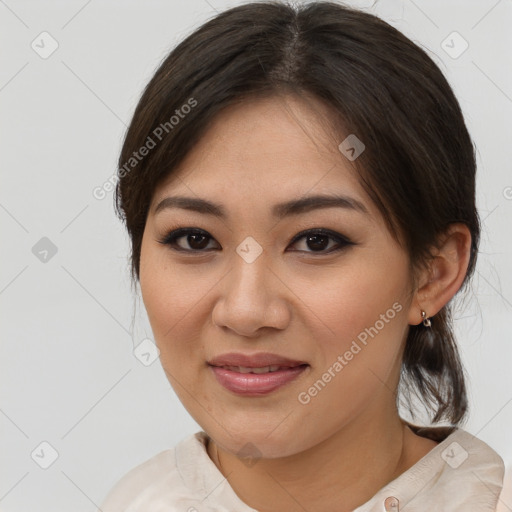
[[421, 310, 431, 327]]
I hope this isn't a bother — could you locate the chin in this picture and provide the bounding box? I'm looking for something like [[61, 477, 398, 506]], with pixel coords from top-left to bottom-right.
[[204, 419, 311, 460]]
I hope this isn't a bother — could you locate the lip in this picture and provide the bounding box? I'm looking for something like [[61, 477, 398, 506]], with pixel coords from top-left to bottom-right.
[[208, 352, 309, 396], [208, 352, 307, 368]]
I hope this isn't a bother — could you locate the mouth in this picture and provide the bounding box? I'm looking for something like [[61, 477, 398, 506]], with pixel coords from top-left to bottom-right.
[[207, 352, 309, 395], [214, 364, 300, 374]]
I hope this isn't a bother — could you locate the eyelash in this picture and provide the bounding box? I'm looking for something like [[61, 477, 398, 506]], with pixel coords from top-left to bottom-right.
[[157, 227, 355, 255]]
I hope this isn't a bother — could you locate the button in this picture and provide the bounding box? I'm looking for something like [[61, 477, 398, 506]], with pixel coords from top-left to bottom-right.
[[384, 496, 399, 511]]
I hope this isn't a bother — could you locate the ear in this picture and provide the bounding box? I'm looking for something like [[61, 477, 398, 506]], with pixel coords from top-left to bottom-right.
[[407, 223, 472, 326]]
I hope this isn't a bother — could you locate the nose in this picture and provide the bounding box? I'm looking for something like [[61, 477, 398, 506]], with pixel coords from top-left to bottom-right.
[[211, 249, 291, 337]]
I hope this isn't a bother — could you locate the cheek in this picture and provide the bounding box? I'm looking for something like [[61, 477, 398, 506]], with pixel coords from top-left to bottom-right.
[[140, 241, 185, 344], [139, 243, 216, 375], [294, 283, 408, 431], [140, 231, 192, 327], [140, 273, 209, 405], [292, 253, 410, 354], [141, 274, 201, 350], [289, 259, 410, 426]]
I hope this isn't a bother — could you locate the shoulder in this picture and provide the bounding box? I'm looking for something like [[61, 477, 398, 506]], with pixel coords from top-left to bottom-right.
[[407, 428, 505, 511], [356, 427, 505, 512], [497, 464, 512, 512], [98, 431, 213, 512], [438, 428, 504, 484]]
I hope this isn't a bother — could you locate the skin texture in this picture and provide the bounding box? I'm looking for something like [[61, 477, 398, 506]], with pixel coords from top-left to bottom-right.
[[139, 94, 471, 511]]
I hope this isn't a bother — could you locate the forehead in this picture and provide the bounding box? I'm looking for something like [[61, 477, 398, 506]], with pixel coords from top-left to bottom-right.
[[151, 94, 373, 216]]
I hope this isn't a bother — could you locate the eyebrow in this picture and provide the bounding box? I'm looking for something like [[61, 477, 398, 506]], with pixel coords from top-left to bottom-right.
[[153, 193, 369, 219]]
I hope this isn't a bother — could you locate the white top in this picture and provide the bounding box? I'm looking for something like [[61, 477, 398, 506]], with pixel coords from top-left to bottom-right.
[[98, 427, 505, 511]]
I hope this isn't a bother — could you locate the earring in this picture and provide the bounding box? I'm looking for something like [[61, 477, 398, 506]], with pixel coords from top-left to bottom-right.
[[421, 310, 431, 327]]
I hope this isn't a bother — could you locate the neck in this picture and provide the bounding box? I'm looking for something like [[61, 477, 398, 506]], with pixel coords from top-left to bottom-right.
[[206, 404, 433, 512]]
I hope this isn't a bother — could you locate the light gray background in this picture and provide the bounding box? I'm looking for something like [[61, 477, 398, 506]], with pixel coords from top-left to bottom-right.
[[1, 0, 511, 510]]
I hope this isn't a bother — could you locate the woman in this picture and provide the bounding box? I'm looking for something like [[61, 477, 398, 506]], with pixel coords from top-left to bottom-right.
[[99, 1, 505, 510]]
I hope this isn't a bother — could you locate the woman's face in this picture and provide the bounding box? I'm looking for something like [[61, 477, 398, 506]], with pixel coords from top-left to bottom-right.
[[139, 95, 417, 458]]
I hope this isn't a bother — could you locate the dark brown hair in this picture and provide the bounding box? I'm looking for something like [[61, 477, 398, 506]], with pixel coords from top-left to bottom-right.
[[114, 1, 480, 426]]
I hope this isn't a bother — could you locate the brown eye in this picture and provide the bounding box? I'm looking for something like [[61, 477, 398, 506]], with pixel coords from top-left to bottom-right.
[[158, 227, 354, 255], [289, 229, 354, 254], [158, 228, 219, 252], [184, 233, 210, 250]]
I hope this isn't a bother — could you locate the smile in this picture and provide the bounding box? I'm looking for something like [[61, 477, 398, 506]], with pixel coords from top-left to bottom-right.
[[219, 365, 286, 373], [209, 364, 309, 395]]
